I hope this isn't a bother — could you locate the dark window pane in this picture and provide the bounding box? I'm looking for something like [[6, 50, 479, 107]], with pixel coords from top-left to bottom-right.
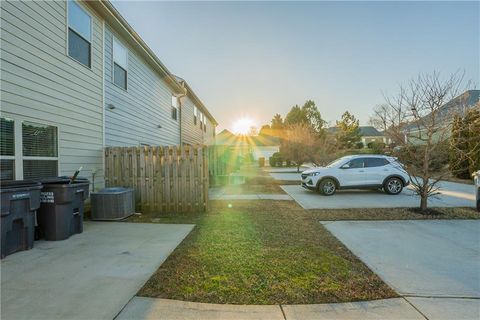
[[171, 106, 177, 120], [367, 158, 389, 167], [0, 159, 15, 180], [1, 118, 14, 156], [23, 160, 58, 180], [22, 122, 58, 157], [114, 63, 127, 89], [68, 28, 91, 67]]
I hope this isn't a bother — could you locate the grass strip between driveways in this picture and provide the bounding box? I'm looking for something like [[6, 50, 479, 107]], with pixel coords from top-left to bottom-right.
[[132, 200, 397, 304]]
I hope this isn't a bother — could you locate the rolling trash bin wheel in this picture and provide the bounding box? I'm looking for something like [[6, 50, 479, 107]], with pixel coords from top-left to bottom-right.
[[37, 177, 90, 241]]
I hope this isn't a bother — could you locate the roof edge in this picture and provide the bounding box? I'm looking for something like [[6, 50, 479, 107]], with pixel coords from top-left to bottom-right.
[[89, 0, 186, 95]]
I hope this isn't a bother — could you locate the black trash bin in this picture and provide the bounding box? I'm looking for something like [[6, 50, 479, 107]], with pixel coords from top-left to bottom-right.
[[1, 180, 42, 258], [37, 177, 90, 241]]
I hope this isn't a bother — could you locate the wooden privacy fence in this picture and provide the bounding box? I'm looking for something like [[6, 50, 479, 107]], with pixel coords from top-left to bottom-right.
[[104, 145, 209, 213]]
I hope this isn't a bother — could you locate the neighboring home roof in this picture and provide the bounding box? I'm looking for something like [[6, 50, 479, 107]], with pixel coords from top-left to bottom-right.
[[407, 89, 480, 131], [215, 129, 241, 146], [215, 130, 280, 146], [88, 1, 185, 95], [436, 89, 480, 119], [359, 126, 383, 136], [327, 126, 384, 137], [173, 75, 218, 125]]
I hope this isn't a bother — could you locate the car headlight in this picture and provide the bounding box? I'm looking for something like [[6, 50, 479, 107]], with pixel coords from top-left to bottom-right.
[[308, 172, 321, 176]]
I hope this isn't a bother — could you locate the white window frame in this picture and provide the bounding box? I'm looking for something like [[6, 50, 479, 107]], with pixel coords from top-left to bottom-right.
[[66, 0, 93, 69], [193, 106, 198, 125], [1, 117, 15, 179], [1, 116, 60, 180], [112, 36, 128, 90]]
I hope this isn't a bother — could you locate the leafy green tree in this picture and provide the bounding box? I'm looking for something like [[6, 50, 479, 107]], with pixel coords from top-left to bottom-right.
[[284, 100, 325, 135], [271, 114, 284, 130], [302, 100, 325, 133], [335, 111, 361, 149], [285, 105, 305, 126]]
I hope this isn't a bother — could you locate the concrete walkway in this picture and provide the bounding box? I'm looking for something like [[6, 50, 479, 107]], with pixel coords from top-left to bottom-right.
[[281, 181, 476, 209], [1, 222, 194, 320], [117, 297, 425, 320], [323, 220, 480, 320], [210, 193, 293, 200]]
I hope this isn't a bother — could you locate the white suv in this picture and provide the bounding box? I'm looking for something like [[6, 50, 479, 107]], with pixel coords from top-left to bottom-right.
[[301, 155, 410, 196]]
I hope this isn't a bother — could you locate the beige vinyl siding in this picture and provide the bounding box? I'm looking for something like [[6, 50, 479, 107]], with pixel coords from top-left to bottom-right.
[[0, 0, 104, 184], [104, 27, 180, 147], [204, 118, 216, 145], [181, 95, 203, 145]]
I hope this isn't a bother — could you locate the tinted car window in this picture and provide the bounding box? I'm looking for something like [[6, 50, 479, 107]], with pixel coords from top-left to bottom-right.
[[366, 158, 389, 167], [346, 158, 365, 169]]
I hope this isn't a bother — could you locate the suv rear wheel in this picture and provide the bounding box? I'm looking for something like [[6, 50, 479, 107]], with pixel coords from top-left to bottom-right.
[[319, 179, 336, 196], [384, 177, 403, 195]]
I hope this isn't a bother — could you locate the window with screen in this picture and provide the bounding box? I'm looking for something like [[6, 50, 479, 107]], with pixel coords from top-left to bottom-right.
[[113, 38, 127, 89], [68, 1, 91, 67], [1, 118, 15, 180], [22, 122, 58, 180], [193, 106, 198, 125]]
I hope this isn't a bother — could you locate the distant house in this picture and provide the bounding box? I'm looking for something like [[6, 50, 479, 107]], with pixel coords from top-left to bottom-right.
[[214, 130, 280, 165], [328, 126, 389, 147], [406, 90, 480, 143], [359, 126, 390, 146]]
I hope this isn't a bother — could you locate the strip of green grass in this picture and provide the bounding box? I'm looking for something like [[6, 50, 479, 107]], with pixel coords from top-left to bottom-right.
[[133, 200, 396, 304]]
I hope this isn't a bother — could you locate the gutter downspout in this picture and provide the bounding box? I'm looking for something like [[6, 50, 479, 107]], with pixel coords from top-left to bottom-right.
[[176, 85, 187, 145]]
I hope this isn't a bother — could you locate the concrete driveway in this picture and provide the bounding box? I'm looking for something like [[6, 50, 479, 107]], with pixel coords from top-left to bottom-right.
[[281, 180, 476, 209], [1, 221, 193, 320], [324, 220, 480, 319]]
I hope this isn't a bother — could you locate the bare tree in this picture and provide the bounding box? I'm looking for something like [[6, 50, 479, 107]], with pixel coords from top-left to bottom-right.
[[369, 104, 390, 132], [280, 124, 317, 172], [384, 71, 471, 212]]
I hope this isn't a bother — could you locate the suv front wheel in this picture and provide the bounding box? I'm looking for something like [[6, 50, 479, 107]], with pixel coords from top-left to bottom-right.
[[319, 179, 336, 196], [384, 177, 403, 195]]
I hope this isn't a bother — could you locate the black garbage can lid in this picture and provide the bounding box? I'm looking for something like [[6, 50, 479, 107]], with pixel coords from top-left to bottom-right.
[[40, 177, 71, 184], [0, 179, 42, 189]]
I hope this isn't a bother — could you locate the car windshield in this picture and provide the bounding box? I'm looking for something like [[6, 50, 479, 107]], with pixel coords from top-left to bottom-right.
[[326, 157, 349, 168]]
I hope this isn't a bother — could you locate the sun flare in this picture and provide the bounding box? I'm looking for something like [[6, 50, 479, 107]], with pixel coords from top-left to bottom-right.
[[232, 117, 255, 135]]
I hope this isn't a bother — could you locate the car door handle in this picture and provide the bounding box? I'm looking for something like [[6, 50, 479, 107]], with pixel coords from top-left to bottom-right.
[[358, 170, 365, 172]]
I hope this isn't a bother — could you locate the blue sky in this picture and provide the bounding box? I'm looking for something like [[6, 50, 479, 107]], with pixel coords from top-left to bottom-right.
[[112, 1, 479, 131]]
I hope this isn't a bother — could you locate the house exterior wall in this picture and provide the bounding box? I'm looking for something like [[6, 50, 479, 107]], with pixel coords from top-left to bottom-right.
[[252, 146, 280, 165], [104, 27, 180, 147], [204, 117, 216, 145], [180, 95, 203, 145], [361, 136, 387, 146], [0, 0, 104, 185]]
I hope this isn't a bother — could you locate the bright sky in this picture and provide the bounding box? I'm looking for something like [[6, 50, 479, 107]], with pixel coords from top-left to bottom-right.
[[112, 0, 479, 131]]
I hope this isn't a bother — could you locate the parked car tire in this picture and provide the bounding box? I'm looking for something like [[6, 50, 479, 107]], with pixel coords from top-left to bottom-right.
[[319, 178, 337, 196], [384, 177, 403, 195]]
